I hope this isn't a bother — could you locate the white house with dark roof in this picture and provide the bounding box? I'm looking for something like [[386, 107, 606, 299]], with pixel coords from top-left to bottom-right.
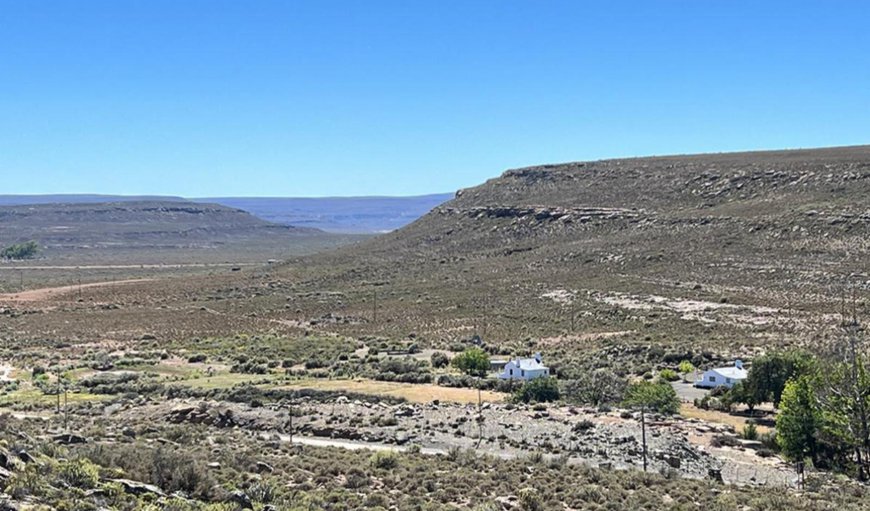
[[498, 353, 549, 381], [695, 360, 747, 389]]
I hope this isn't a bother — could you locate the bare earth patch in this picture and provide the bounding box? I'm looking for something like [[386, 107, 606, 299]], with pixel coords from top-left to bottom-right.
[[277, 378, 506, 404], [0, 278, 153, 302]]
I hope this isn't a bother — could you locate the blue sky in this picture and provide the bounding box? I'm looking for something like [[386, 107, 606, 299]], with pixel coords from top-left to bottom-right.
[[1, 1, 868, 197]]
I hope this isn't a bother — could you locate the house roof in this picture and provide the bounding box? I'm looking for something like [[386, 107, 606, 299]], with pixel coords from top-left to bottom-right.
[[708, 366, 747, 379], [513, 358, 547, 370]]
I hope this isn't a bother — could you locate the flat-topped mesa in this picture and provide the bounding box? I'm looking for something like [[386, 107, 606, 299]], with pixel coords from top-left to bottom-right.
[[435, 205, 647, 223]]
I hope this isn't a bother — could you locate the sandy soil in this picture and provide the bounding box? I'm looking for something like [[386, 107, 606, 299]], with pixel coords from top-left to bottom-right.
[[0, 278, 153, 302]]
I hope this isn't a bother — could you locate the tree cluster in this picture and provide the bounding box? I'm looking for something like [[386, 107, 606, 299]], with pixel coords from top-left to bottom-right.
[[772, 323, 870, 480], [1, 241, 39, 260]]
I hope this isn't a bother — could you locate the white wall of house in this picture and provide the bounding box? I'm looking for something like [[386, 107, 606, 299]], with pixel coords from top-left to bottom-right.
[[498, 360, 549, 380], [695, 369, 743, 388]]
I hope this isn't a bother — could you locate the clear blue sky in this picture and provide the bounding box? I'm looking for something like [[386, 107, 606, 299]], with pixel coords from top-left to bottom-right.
[[1, 1, 868, 197]]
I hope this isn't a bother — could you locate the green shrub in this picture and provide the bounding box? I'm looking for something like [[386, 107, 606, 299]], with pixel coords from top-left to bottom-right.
[[518, 487, 542, 511], [187, 354, 208, 363], [678, 360, 695, 375], [513, 377, 560, 403], [742, 422, 758, 441], [431, 352, 449, 369], [1, 241, 39, 260], [658, 369, 679, 382], [370, 451, 399, 470], [58, 459, 100, 489]]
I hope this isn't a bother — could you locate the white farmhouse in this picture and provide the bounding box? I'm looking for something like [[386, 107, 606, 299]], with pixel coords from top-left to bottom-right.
[[498, 353, 550, 381], [695, 360, 747, 389]]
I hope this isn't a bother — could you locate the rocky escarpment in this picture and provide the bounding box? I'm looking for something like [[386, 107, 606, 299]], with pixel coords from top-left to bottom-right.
[[436, 205, 647, 224]]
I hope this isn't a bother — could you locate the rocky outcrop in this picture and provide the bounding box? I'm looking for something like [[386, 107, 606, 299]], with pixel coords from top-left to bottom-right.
[[437, 206, 646, 223]]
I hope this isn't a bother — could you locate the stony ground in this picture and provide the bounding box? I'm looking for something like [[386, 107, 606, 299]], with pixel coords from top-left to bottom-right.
[[103, 394, 796, 487]]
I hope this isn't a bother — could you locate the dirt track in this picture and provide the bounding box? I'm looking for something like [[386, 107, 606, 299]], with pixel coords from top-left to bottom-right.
[[0, 278, 153, 302]]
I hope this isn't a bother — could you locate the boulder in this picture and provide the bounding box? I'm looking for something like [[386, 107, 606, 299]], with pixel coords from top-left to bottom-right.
[[255, 461, 274, 473], [110, 478, 166, 497], [229, 490, 254, 510], [54, 433, 88, 445]]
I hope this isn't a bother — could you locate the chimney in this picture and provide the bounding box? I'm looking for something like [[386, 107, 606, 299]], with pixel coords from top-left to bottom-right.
[[735, 359, 743, 369], [534, 352, 542, 363]]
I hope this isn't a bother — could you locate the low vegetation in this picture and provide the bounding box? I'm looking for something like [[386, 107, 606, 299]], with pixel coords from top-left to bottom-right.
[[0, 240, 39, 260], [0, 413, 867, 510]]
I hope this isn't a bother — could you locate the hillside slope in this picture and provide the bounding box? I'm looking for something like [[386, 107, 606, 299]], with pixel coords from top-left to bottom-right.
[[0, 201, 358, 265], [262, 146, 870, 371], [1, 147, 866, 373]]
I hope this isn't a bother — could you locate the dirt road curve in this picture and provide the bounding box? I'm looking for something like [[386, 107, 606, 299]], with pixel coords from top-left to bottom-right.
[[0, 278, 153, 302], [0, 263, 258, 270]]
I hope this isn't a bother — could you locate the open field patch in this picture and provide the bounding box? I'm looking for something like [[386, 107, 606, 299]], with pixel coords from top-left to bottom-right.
[[277, 378, 506, 404]]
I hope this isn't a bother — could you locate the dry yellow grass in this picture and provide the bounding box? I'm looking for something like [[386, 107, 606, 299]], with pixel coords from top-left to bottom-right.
[[177, 372, 276, 389], [278, 378, 506, 404], [681, 402, 772, 434]]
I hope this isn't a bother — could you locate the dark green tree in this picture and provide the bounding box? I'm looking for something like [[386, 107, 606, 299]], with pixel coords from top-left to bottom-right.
[[451, 347, 491, 447], [742, 352, 812, 407], [1, 241, 39, 260], [777, 375, 821, 463], [727, 381, 760, 414], [451, 347, 490, 378], [622, 381, 680, 415], [561, 369, 627, 407], [513, 377, 560, 403]]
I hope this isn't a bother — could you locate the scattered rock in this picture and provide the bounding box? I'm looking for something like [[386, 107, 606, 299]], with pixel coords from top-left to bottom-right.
[[110, 478, 166, 497], [54, 433, 87, 445], [229, 490, 254, 510]]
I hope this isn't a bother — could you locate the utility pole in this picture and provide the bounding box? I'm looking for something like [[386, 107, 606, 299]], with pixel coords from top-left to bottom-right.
[[476, 375, 483, 449], [481, 299, 487, 339], [372, 289, 378, 324], [641, 405, 648, 472], [569, 305, 576, 333], [287, 404, 293, 445]]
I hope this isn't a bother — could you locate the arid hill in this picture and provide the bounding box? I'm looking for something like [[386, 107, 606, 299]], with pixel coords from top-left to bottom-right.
[[0, 201, 360, 265], [257, 145, 870, 369], [1, 147, 867, 372]]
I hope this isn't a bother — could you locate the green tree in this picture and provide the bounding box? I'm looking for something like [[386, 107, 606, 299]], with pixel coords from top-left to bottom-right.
[[451, 348, 490, 378], [0, 241, 39, 260], [815, 322, 870, 479], [678, 360, 695, 381], [513, 377, 560, 403], [727, 381, 760, 414], [777, 375, 820, 463], [622, 381, 680, 415], [451, 347, 491, 447], [561, 369, 627, 407], [742, 352, 812, 407]]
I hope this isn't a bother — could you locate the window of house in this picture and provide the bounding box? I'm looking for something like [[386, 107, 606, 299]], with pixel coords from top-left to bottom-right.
[[521, 370, 525, 377], [726, 378, 732, 384], [709, 376, 716, 382], [509, 369, 513, 376]]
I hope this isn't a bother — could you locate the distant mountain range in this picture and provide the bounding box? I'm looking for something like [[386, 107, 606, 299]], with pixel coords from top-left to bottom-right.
[[0, 193, 454, 234], [0, 200, 359, 264], [195, 195, 454, 233], [0, 194, 188, 206]]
